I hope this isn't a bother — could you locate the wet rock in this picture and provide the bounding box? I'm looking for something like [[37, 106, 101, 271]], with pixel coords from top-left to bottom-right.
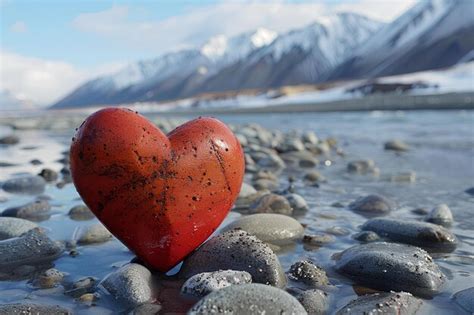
[[335, 242, 445, 297], [180, 230, 286, 288], [347, 159, 377, 174], [298, 289, 328, 315], [68, 205, 95, 221], [303, 170, 326, 184], [0, 217, 38, 240], [302, 233, 335, 246], [222, 213, 304, 245], [181, 270, 252, 298], [30, 159, 43, 165], [362, 218, 457, 252], [188, 283, 306, 315], [2, 200, 51, 221], [66, 276, 97, 298], [453, 287, 474, 313], [0, 228, 64, 270], [385, 140, 409, 152], [78, 293, 96, 304], [349, 195, 396, 216], [0, 161, 17, 167], [412, 208, 429, 215], [248, 193, 292, 215], [77, 224, 112, 245], [101, 263, 153, 307], [299, 157, 318, 168], [353, 231, 380, 243], [0, 135, 20, 145], [336, 291, 422, 315], [276, 137, 305, 153], [253, 178, 279, 191], [288, 260, 329, 287], [425, 204, 453, 227], [465, 187, 474, 196], [331, 202, 345, 208], [32, 268, 64, 288], [38, 168, 58, 182], [0, 303, 72, 314], [2, 175, 46, 194], [238, 182, 257, 199], [132, 303, 163, 315], [286, 193, 309, 212]]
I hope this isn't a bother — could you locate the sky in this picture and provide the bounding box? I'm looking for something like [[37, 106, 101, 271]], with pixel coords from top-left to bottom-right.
[[0, 0, 417, 106]]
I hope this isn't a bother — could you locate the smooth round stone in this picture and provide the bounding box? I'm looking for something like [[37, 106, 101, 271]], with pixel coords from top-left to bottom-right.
[[0, 228, 64, 270], [335, 242, 445, 297], [132, 303, 163, 315], [353, 231, 380, 243], [0, 135, 20, 145], [38, 168, 59, 182], [181, 270, 252, 298], [33, 268, 64, 288], [299, 157, 318, 168], [100, 263, 153, 307], [238, 182, 257, 199], [349, 195, 396, 216], [286, 193, 309, 212], [362, 218, 457, 252], [77, 224, 112, 245], [298, 289, 328, 315], [453, 287, 474, 313], [188, 283, 307, 315], [302, 233, 335, 246], [347, 160, 376, 174], [0, 303, 71, 314], [336, 291, 422, 315], [222, 213, 304, 245], [384, 140, 410, 152], [253, 178, 279, 191], [0, 217, 38, 240], [180, 230, 287, 288], [2, 175, 46, 194], [425, 204, 453, 227], [68, 205, 95, 221], [303, 171, 326, 183], [2, 200, 51, 221], [248, 193, 292, 215], [288, 260, 329, 287]]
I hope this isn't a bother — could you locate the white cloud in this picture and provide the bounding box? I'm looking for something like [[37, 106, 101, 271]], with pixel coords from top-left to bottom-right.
[[10, 20, 28, 33], [0, 51, 124, 106], [333, 0, 417, 22]]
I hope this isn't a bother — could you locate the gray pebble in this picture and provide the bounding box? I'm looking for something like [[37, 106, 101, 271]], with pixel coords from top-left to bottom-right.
[[239, 182, 257, 199], [286, 193, 309, 212], [68, 205, 95, 221], [302, 233, 335, 246], [298, 289, 328, 315], [303, 171, 326, 183], [222, 213, 304, 245], [32, 268, 64, 288], [336, 291, 422, 315], [253, 178, 279, 191], [425, 204, 453, 227], [0, 228, 64, 270], [77, 224, 112, 245], [411, 208, 429, 215], [66, 276, 97, 298], [181, 270, 252, 298], [2, 175, 46, 194], [288, 260, 329, 287], [335, 242, 445, 297], [38, 168, 58, 182], [100, 263, 153, 307], [30, 159, 42, 165], [2, 200, 51, 221], [385, 140, 410, 152], [353, 231, 380, 243], [349, 195, 396, 216], [276, 137, 305, 153], [132, 303, 163, 315], [0, 303, 71, 314], [257, 153, 286, 169], [389, 171, 416, 183], [362, 218, 457, 252], [180, 230, 286, 288], [248, 193, 292, 215], [188, 283, 307, 315], [0, 135, 20, 145], [302, 131, 319, 145], [453, 287, 474, 313], [0, 217, 38, 240], [347, 160, 376, 174]]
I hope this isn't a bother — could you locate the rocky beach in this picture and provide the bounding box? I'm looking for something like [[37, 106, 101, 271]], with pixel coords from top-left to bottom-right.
[[0, 109, 473, 314]]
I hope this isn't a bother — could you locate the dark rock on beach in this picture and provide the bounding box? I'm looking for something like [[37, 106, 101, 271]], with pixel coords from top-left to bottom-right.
[[349, 195, 396, 216], [335, 242, 445, 297], [2, 175, 46, 194], [2, 200, 51, 221], [181, 270, 252, 298], [0, 303, 72, 315], [336, 291, 422, 315], [68, 205, 95, 221], [0, 135, 20, 145], [361, 218, 457, 252], [384, 140, 410, 152], [425, 204, 453, 227], [0, 217, 38, 240], [288, 260, 329, 287], [248, 193, 292, 215], [298, 289, 328, 315]]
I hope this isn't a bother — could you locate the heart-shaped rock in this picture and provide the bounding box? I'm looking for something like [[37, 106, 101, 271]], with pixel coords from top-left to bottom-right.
[[70, 108, 244, 272]]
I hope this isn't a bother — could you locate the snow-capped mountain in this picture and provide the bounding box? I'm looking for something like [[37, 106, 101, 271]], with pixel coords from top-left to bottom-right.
[[330, 0, 474, 79]]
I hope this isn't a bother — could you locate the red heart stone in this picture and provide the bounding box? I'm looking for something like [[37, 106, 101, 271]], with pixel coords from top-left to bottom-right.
[[70, 108, 244, 272]]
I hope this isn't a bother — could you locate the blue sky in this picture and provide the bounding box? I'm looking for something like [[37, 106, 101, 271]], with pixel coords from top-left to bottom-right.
[[1, 0, 416, 105]]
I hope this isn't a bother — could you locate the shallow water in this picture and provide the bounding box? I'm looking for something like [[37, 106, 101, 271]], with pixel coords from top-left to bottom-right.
[[0, 110, 473, 314]]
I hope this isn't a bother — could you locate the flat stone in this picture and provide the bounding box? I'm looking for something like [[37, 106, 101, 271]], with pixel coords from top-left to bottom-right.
[[385, 140, 410, 152], [0, 228, 64, 270], [335, 242, 445, 297], [188, 283, 307, 314], [101, 263, 154, 307], [2, 200, 51, 221], [302, 233, 335, 246], [453, 287, 474, 313], [362, 218, 457, 252], [425, 204, 453, 227], [248, 193, 292, 215], [181, 270, 252, 298], [222, 213, 304, 245], [180, 230, 286, 288], [0, 217, 38, 240], [288, 260, 329, 287], [298, 289, 328, 315], [2, 175, 46, 194], [0, 303, 71, 314], [68, 205, 95, 221], [349, 195, 396, 216], [336, 292, 422, 315], [77, 224, 112, 245]]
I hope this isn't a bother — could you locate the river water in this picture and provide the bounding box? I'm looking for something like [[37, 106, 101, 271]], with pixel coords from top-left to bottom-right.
[[0, 110, 473, 314]]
